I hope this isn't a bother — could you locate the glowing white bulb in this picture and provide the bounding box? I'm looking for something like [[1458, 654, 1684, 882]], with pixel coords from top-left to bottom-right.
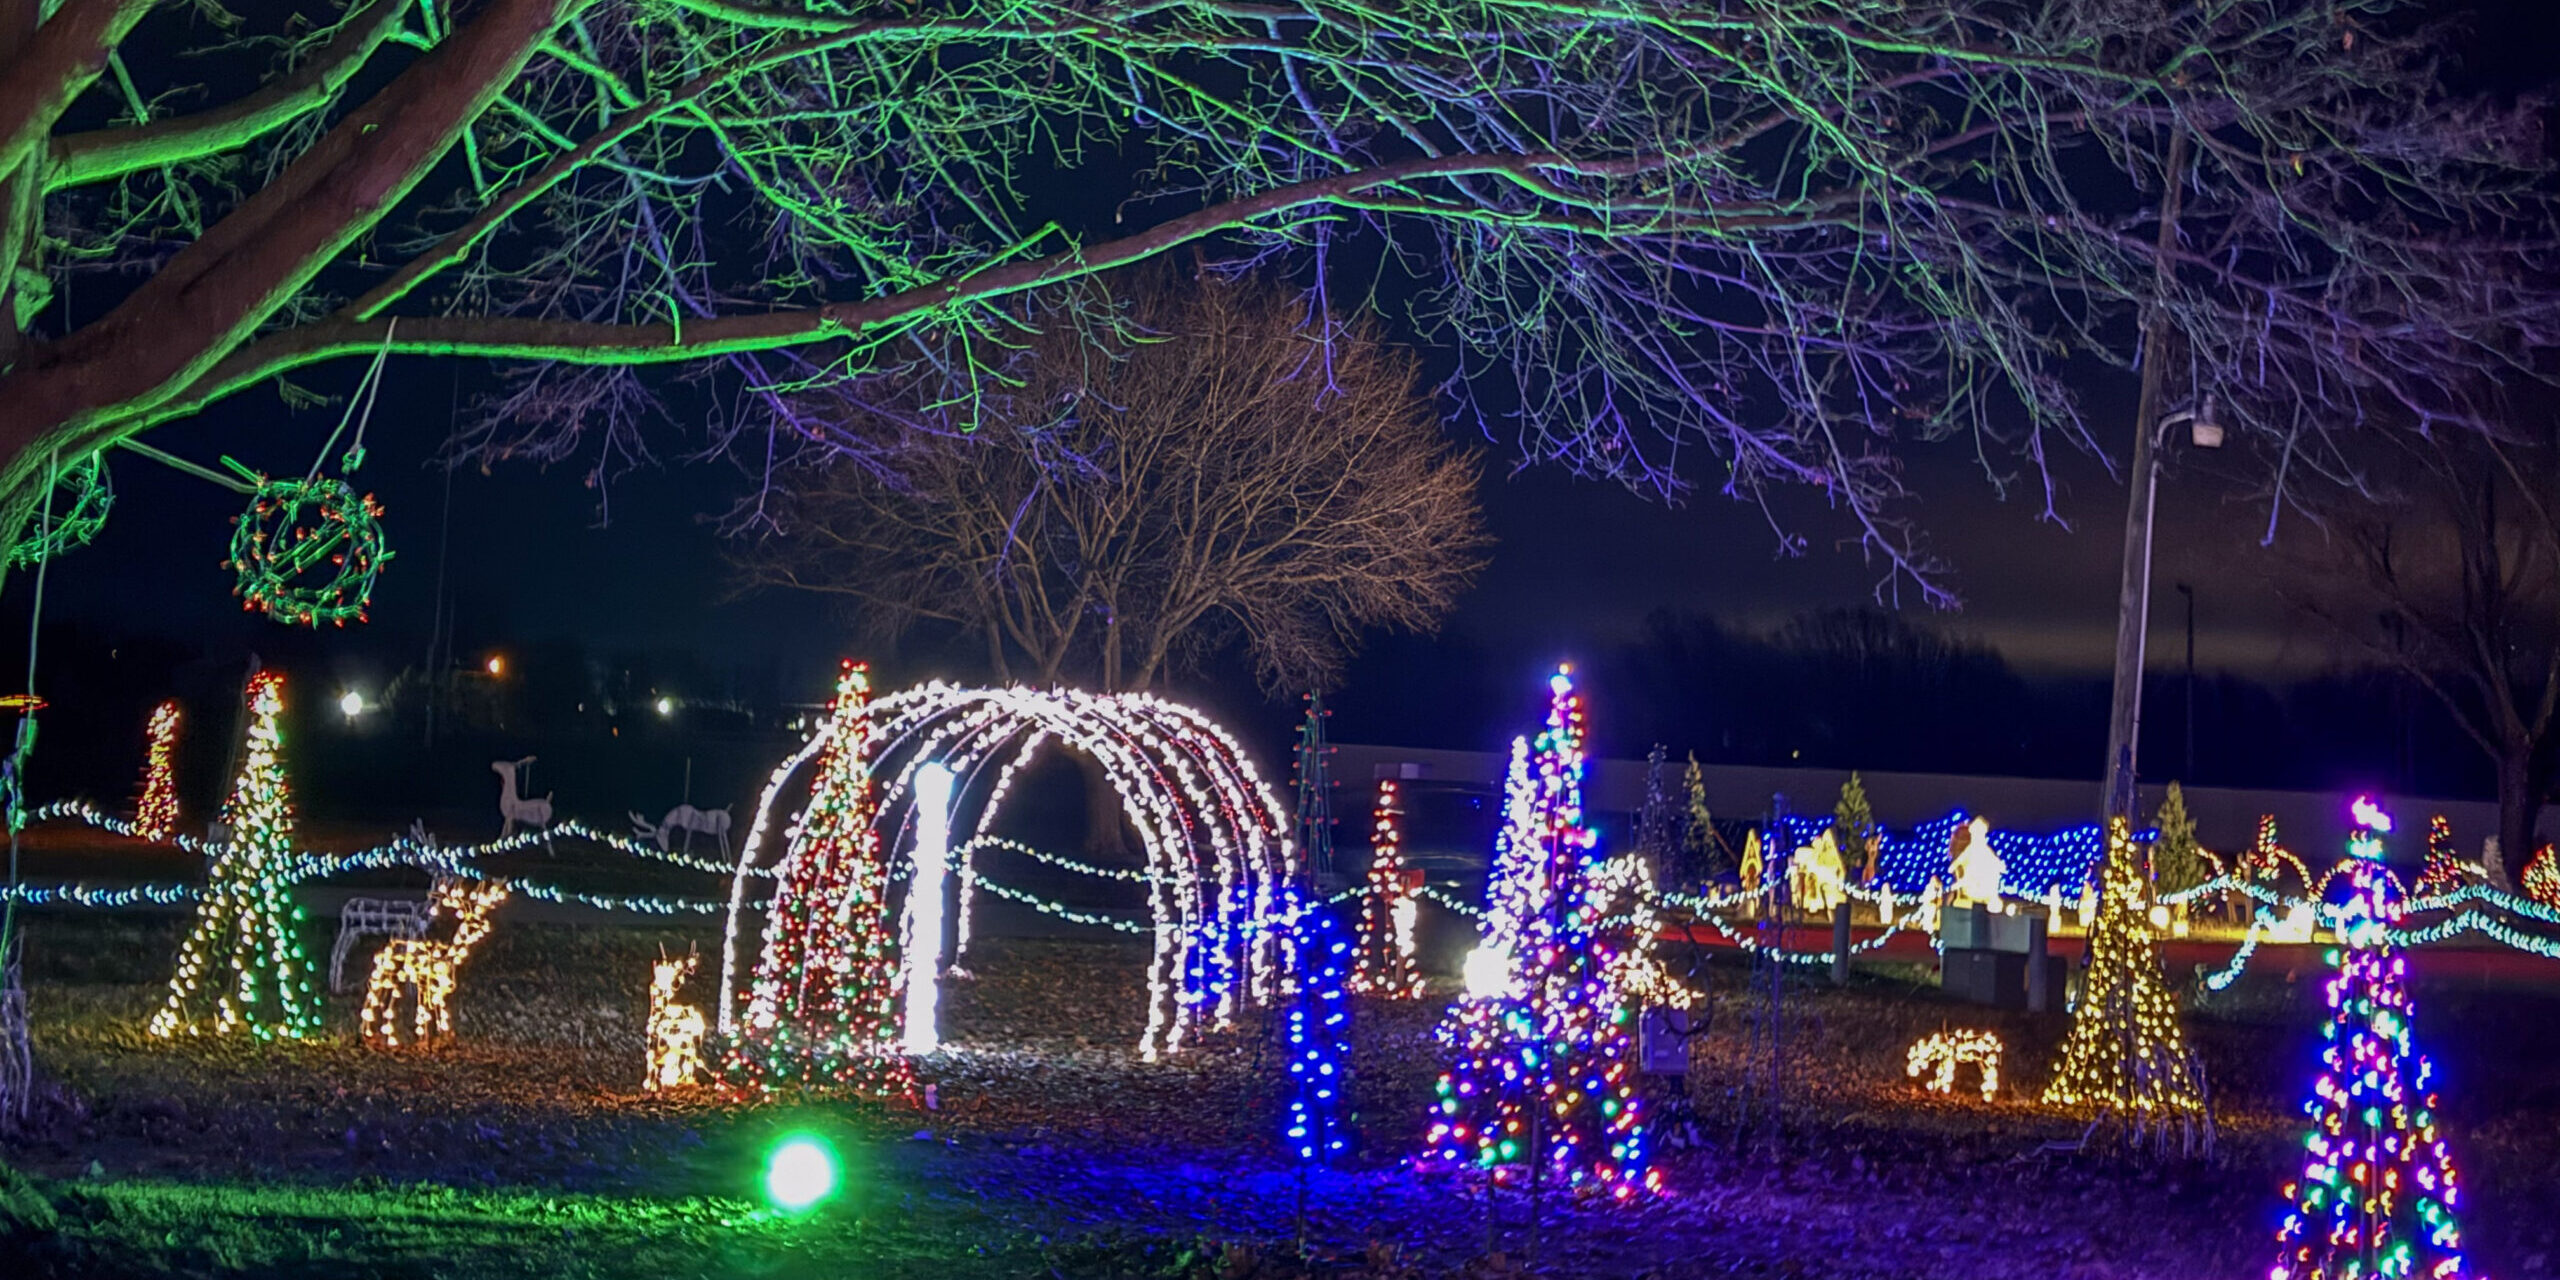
[[339, 690, 365, 719], [1462, 942, 1516, 1000], [655, 696, 675, 717], [2351, 795, 2394, 833]]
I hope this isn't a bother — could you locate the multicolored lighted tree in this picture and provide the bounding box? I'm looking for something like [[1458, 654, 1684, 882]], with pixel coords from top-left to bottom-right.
[[132, 700, 181, 842], [1426, 667, 1654, 1197], [2042, 817, 2212, 1153], [2273, 804, 2475, 1280], [2414, 814, 2466, 897], [2522, 846, 2560, 909], [1351, 778, 1424, 999], [147, 671, 319, 1040], [729, 661, 911, 1097]]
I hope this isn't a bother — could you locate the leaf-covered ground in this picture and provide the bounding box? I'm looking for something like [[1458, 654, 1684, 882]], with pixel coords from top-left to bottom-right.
[[3, 907, 2558, 1279]]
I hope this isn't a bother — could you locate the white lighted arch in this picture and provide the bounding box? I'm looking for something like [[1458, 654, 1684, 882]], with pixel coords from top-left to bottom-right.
[[721, 682, 1296, 1061]]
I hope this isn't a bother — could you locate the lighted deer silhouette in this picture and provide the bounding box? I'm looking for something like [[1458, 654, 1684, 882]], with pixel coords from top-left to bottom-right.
[[630, 804, 732, 857], [1905, 1029, 2003, 1102], [492, 757, 553, 838], [360, 877, 511, 1049], [643, 949, 707, 1091]]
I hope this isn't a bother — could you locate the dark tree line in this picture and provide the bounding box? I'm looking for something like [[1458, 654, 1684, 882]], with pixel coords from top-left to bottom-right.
[[1332, 607, 2483, 798]]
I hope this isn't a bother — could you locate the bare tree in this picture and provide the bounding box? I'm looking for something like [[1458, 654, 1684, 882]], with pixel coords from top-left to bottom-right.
[[748, 272, 1488, 698], [2284, 416, 2560, 885], [0, 1, 2548, 593]]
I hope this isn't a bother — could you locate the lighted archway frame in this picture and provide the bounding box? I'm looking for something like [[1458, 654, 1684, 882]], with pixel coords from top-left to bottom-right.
[[719, 682, 1296, 1062]]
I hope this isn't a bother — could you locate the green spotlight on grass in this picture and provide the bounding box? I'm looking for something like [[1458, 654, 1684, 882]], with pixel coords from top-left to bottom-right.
[[763, 1135, 839, 1212]]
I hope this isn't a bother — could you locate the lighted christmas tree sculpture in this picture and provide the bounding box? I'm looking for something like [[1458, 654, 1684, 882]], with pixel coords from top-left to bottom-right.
[[1474, 733, 1545, 981], [2523, 846, 2560, 909], [2151, 782, 2208, 896], [1635, 744, 1679, 880], [132, 700, 180, 841], [1426, 666, 1654, 1197], [147, 671, 319, 1040], [1593, 843, 1695, 1011], [2414, 814, 2466, 898], [2272, 800, 2475, 1280], [1833, 772, 1876, 884], [729, 661, 911, 1097], [2041, 816, 2212, 1152], [1681, 752, 1727, 882], [1351, 778, 1424, 998]]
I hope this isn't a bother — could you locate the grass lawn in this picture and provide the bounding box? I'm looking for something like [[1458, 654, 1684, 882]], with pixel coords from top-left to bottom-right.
[[4, 898, 2559, 1278]]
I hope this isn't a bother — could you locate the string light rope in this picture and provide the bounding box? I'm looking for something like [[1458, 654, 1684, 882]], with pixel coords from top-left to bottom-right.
[[955, 835, 1159, 883], [967, 877, 1151, 934]]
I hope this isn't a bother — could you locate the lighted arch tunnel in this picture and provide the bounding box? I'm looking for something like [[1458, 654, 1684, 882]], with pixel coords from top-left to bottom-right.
[[719, 681, 1298, 1061]]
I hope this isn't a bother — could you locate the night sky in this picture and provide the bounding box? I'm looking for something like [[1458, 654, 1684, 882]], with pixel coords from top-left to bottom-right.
[[13, 0, 2557, 785]]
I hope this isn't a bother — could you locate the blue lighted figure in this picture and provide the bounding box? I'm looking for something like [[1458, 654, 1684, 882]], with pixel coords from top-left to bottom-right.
[[1284, 894, 1355, 1165]]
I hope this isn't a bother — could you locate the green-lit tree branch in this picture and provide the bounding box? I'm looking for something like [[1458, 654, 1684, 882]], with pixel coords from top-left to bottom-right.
[[1, 0, 2551, 604], [43, 0, 416, 190], [142, 146, 1711, 433], [0, 0, 153, 182], [0, 0, 586, 481]]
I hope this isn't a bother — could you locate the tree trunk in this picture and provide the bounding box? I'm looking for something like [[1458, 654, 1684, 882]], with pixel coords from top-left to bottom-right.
[[0, 0, 39, 371], [983, 621, 1011, 684], [1074, 747, 1135, 859], [2495, 747, 2536, 892]]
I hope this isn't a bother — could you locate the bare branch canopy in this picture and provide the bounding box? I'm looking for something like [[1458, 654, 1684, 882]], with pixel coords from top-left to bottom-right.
[[0, 0, 2551, 593], [744, 270, 1490, 697]]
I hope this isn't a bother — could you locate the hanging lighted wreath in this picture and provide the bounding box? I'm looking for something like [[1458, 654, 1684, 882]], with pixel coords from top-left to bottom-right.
[[6, 453, 112, 569], [227, 474, 392, 627]]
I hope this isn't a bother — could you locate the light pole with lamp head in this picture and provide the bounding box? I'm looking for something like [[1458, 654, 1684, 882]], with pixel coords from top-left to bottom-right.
[[2101, 396, 2224, 821]]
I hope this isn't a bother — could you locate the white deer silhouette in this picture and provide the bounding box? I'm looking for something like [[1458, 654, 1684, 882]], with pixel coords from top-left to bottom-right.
[[492, 757, 553, 839], [631, 804, 731, 856]]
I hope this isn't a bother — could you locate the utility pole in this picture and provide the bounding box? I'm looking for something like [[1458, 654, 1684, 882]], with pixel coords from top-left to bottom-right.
[[2178, 582, 2196, 784], [2101, 131, 2195, 823]]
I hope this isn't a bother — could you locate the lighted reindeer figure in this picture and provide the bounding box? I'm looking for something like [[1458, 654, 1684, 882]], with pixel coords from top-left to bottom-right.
[[1905, 1029, 2003, 1102], [360, 877, 511, 1049], [630, 805, 732, 857], [491, 757, 553, 839], [642, 949, 707, 1091]]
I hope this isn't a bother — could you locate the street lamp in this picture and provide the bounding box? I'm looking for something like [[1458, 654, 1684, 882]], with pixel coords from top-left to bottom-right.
[[655, 695, 675, 717], [2101, 394, 2224, 819], [339, 690, 366, 721]]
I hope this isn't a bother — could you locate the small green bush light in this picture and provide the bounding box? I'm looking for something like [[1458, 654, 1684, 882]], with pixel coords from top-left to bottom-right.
[[763, 1135, 839, 1212]]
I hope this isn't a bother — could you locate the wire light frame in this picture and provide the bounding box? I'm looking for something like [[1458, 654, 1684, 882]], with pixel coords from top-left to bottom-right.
[[720, 675, 1295, 1063]]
